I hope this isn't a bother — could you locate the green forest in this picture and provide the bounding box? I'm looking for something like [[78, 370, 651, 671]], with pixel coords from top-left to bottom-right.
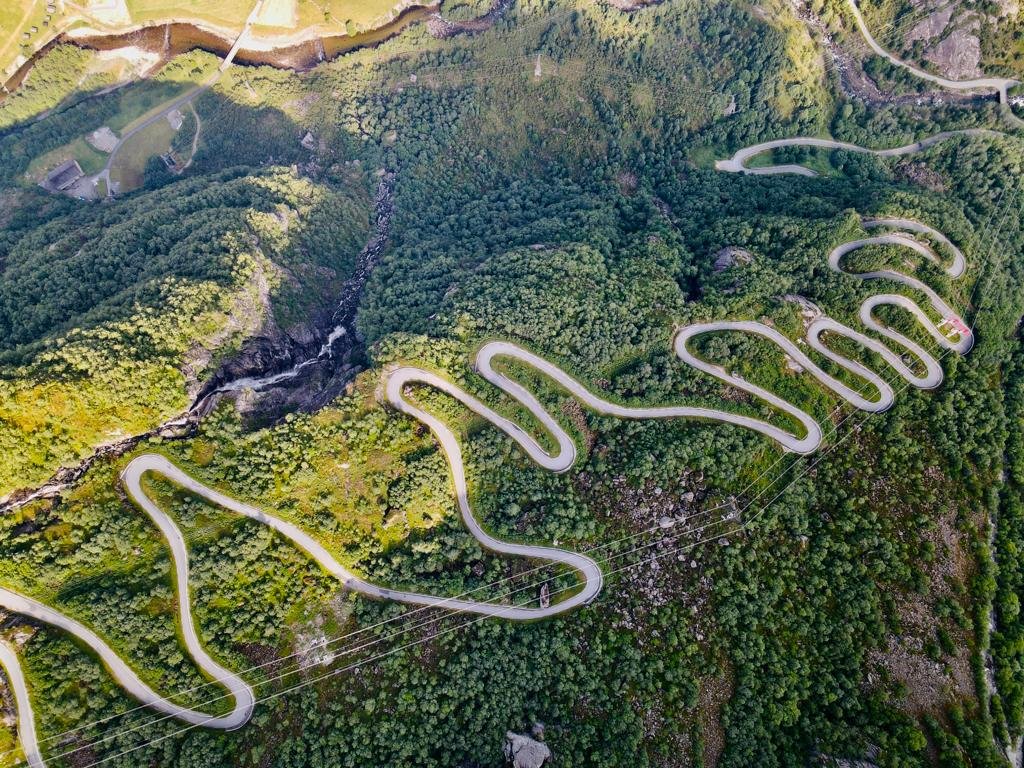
[[0, 0, 1022, 765]]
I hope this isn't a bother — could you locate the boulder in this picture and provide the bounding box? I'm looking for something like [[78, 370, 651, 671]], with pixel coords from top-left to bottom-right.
[[711, 246, 753, 273], [504, 731, 551, 768]]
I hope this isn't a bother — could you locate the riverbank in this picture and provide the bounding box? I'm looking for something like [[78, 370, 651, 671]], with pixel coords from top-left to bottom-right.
[[1, 2, 436, 97], [66, 3, 438, 71]]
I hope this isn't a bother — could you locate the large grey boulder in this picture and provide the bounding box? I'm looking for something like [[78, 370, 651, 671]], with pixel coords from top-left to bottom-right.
[[504, 731, 551, 768]]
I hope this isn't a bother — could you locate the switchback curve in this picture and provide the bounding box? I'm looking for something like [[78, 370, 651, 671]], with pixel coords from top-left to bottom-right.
[[714, 129, 1003, 176], [0, 217, 973, 765]]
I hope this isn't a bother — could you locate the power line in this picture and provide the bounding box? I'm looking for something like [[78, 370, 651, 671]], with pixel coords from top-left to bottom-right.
[[11, 180, 1019, 768], [0, 3, 1018, 762]]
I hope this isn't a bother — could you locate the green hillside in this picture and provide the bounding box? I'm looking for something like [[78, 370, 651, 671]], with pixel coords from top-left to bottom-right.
[[0, 0, 1023, 766]]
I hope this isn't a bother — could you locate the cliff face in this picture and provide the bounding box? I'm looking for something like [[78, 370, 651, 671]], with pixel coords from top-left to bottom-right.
[[0, 169, 387, 509], [196, 170, 395, 424]]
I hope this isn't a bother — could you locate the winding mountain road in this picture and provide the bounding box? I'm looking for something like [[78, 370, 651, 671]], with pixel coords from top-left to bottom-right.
[[0, 642, 41, 768], [714, 129, 1003, 175], [843, 0, 1023, 128], [0, 1, 1005, 761], [845, 0, 1018, 103], [122, 455, 603, 622], [0, 209, 974, 765]]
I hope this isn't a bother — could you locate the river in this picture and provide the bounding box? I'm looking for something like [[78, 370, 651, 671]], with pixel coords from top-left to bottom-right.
[[2, 4, 438, 96]]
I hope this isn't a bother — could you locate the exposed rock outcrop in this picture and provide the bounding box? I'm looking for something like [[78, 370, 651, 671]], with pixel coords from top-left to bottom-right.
[[906, 5, 954, 43], [787, 0, 983, 109], [427, 0, 512, 39], [924, 28, 982, 81], [504, 732, 551, 768], [192, 169, 397, 422], [0, 171, 397, 513], [712, 246, 753, 273], [604, 0, 662, 10]]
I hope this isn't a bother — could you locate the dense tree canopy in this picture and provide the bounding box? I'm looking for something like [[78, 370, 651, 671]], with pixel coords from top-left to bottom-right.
[[0, 0, 1021, 765]]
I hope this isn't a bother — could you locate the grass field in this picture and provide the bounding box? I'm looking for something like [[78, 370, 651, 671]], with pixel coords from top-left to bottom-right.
[[125, 0, 252, 31], [744, 147, 838, 175], [109, 116, 175, 191], [26, 137, 107, 181], [135, 0, 419, 34], [0, 0, 46, 76], [294, 0, 412, 33], [127, 0, 414, 35], [13, 51, 215, 200], [106, 77, 200, 132]]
